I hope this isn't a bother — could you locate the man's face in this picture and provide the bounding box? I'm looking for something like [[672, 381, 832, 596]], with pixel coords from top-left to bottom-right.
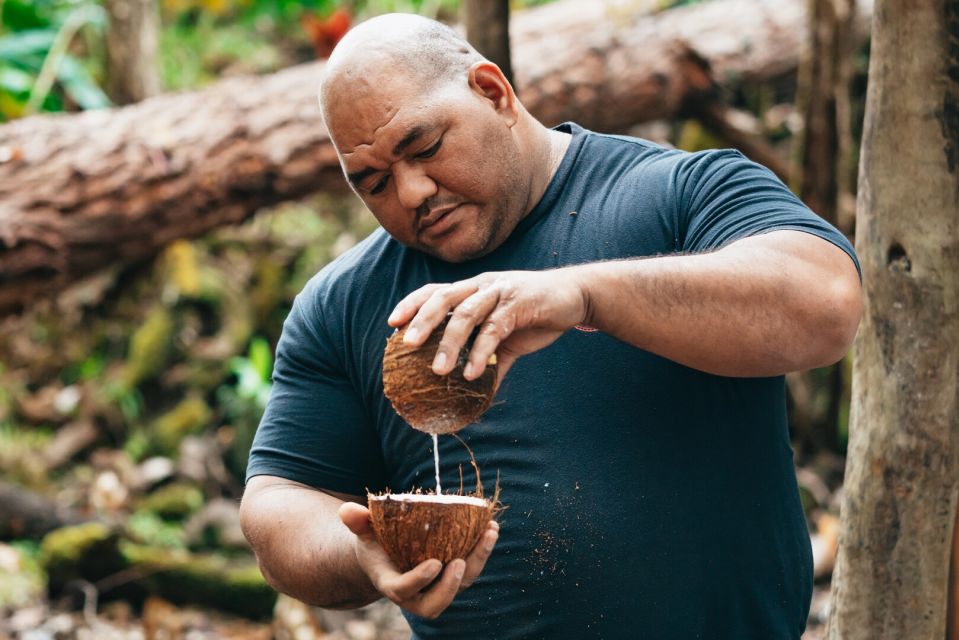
[[325, 72, 527, 262]]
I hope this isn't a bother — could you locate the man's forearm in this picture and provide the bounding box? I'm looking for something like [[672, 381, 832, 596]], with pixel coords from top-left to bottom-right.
[[569, 231, 861, 377], [240, 478, 380, 608]]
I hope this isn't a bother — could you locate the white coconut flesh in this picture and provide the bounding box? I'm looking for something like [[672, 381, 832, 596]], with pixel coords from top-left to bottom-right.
[[369, 493, 489, 507]]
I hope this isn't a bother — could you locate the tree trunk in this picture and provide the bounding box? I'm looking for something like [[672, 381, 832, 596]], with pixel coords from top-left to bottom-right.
[[788, 0, 857, 459], [949, 501, 959, 640], [0, 0, 872, 315], [463, 0, 512, 86], [104, 0, 161, 105], [825, 1, 959, 638], [793, 0, 857, 228]]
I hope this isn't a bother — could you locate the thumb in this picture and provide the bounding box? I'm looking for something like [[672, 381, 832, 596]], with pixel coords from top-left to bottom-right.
[[338, 502, 375, 540]]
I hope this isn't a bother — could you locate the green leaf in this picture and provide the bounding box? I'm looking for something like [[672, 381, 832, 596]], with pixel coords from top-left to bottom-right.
[[0, 29, 56, 62], [0, 64, 33, 94], [0, 52, 45, 74], [1, 0, 51, 31], [56, 55, 110, 109], [248, 336, 273, 382], [40, 90, 63, 112], [0, 91, 26, 120]]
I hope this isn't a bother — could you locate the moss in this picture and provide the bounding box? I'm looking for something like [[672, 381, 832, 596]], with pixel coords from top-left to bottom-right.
[[40, 523, 112, 565], [0, 423, 53, 488], [188, 256, 255, 361], [163, 240, 201, 298], [251, 257, 285, 330], [149, 395, 212, 455], [36, 526, 273, 616], [121, 543, 276, 619], [122, 428, 151, 462], [137, 483, 204, 520], [184, 360, 231, 393], [40, 523, 126, 594], [122, 306, 175, 389], [127, 510, 188, 548]]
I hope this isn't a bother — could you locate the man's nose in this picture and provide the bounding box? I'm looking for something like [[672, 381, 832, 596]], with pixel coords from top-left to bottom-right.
[[393, 163, 437, 210]]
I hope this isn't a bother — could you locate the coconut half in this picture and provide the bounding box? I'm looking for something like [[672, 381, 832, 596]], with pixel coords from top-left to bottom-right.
[[382, 321, 497, 434], [368, 493, 495, 572]]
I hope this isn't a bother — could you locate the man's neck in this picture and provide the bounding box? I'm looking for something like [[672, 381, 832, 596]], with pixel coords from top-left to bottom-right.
[[546, 128, 572, 182], [525, 126, 572, 215]]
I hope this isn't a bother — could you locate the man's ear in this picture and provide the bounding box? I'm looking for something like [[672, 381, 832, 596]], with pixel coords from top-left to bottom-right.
[[467, 62, 518, 127]]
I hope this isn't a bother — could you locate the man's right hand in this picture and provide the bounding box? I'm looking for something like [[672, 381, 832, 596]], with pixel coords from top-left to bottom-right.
[[338, 502, 499, 619]]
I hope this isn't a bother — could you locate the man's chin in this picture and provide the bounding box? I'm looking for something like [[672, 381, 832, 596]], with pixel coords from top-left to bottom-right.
[[420, 244, 486, 263], [417, 235, 495, 263]]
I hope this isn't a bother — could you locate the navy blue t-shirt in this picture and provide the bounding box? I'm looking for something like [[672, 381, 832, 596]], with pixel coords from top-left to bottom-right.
[[247, 123, 858, 639]]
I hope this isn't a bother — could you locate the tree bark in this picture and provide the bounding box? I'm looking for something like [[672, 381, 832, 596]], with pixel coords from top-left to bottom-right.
[[793, 0, 857, 228], [0, 0, 872, 314], [463, 0, 513, 86], [949, 501, 959, 640], [825, 1, 959, 638], [104, 0, 161, 105]]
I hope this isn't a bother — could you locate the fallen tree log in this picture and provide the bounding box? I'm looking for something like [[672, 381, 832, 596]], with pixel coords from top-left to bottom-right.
[[40, 522, 276, 618], [0, 0, 871, 313], [0, 480, 87, 539]]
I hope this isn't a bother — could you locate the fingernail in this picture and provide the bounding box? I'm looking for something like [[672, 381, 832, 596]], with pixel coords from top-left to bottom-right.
[[463, 362, 475, 379], [404, 327, 420, 344], [432, 351, 446, 371], [424, 560, 441, 577], [388, 309, 400, 324], [453, 561, 465, 580], [485, 532, 497, 552]]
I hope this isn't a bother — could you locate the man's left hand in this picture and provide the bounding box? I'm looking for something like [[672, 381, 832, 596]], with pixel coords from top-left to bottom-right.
[[387, 269, 586, 386]]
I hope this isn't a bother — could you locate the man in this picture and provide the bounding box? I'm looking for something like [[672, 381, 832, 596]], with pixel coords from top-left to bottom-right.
[[241, 12, 861, 639]]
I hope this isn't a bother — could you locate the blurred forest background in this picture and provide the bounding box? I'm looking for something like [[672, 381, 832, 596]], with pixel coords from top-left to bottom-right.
[[0, 0, 954, 638]]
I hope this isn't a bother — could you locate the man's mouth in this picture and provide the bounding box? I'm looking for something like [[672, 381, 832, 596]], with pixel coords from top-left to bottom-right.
[[418, 205, 459, 233]]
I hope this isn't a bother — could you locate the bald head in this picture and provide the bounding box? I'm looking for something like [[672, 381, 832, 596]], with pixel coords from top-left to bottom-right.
[[320, 14, 484, 121], [314, 12, 556, 263]]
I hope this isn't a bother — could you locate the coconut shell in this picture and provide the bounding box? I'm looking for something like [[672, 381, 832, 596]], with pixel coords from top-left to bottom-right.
[[382, 321, 497, 434], [367, 493, 495, 572]]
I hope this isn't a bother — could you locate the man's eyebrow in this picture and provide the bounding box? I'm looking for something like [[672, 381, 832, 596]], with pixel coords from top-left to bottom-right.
[[346, 166, 377, 188], [392, 125, 434, 156], [346, 125, 438, 187]]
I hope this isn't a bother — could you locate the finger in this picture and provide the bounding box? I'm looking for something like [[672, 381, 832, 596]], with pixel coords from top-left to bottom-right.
[[388, 283, 445, 328], [403, 281, 480, 348], [338, 502, 375, 540], [379, 558, 444, 602], [493, 351, 518, 391], [433, 289, 502, 376], [338, 503, 406, 587], [405, 559, 466, 619], [459, 524, 499, 589], [463, 309, 515, 380]]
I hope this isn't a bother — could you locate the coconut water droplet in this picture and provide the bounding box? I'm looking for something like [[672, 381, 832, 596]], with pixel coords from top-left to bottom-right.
[[433, 433, 441, 494]]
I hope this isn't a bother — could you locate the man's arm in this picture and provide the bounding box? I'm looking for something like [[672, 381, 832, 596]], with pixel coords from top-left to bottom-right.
[[389, 230, 862, 379], [240, 475, 499, 617]]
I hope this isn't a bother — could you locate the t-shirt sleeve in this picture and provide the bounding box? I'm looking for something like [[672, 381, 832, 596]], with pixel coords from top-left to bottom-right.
[[245, 285, 387, 496], [673, 149, 860, 277]]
